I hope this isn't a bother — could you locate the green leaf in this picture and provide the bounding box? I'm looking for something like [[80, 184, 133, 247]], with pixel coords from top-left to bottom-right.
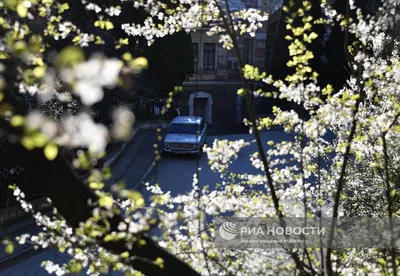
[[69, 262, 82, 273], [72, 35, 80, 43], [33, 66, 46, 78], [10, 115, 25, 127], [105, 21, 114, 30], [317, 198, 325, 206], [89, 182, 104, 190], [122, 52, 132, 62], [154, 257, 164, 269], [119, 38, 129, 46], [350, 94, 360, 101], [95, 36, 104, 45], [103, 234, 114, 242], [135, 198, 145, 208], [28, 35, 43, 53], [378, 258, 386, 265], [102, 167, 112, 180], [138, 239, 146, 246], [123, 190, 141, 200], [120, 251, 129, 259], [16, 3, 28, 18], [262, 118, 272, 127], [21, 137, 35, 150], [309, 32, 318, 40], [57, 3, 69, 13], [237, 88, 246, 96], [122, 190, 145, 207], [131, 57, 148, 70], [44, 143, 58, 161], [99, 196, 113, 208], [5, 243, 14, 254], [55, 46, 84, 69], [114, 262, 123, 270]]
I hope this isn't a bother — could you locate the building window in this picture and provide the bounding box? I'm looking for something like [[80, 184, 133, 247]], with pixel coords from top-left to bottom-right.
[[266, 44, 273, 60], [192, 43, 199, 72], [243, 39, 254, 64], [203, 43, 216, 70], [265, 43, 273, 70]]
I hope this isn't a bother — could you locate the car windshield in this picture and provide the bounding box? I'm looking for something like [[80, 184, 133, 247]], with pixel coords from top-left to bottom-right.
[[169, 123, 200, 134]]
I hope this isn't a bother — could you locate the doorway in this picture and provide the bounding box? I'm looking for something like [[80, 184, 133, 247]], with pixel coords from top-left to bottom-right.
[[188, 91, 213, 123], [194, 98, 207, 120]]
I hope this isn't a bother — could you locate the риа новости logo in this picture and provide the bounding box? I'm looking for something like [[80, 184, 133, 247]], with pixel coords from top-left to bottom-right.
[[219, 222, 237, 240]]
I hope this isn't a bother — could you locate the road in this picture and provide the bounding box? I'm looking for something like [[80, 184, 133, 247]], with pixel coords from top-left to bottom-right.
[[139, 131, 290, 198], [0, 130, 290, 276]]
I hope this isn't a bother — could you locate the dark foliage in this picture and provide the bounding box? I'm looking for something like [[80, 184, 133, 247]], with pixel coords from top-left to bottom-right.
[[46, 0, 194, 121], [258, 0, 382, 116]]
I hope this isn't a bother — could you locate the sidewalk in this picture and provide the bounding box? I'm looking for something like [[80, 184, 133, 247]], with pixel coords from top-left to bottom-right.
[[0, 219, 43, 272], [106, 129, 165, 190]]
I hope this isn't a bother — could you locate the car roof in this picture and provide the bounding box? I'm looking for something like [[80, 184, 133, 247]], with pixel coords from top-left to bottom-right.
[[171, 116, 202, 124]]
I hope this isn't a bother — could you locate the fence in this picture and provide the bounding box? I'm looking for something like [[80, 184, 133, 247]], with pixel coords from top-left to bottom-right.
[[131, 96, 176, 121], [0, 138, 41, 211]]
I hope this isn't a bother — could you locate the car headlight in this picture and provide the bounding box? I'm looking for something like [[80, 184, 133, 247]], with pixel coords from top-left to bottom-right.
[[165, 143, 170, 148], [192, 144, 198, 149]]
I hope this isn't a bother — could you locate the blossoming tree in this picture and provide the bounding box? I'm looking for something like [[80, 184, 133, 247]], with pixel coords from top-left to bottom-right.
[[1, 0, 400, 275]]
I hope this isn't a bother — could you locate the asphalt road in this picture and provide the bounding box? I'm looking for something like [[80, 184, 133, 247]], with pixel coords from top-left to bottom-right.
[[139, 130, 291, 198]]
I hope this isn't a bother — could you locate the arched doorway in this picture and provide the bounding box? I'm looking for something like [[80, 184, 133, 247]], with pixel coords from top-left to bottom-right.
[[188, 92, 213, 123]]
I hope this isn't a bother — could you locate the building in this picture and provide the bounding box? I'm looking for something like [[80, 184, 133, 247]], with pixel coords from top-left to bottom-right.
[[178, 0, 284, 126], [253, 4, 285, 116], [264, 5, 282, 73]]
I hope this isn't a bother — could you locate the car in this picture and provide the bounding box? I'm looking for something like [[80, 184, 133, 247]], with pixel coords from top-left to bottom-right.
[[162, 116, 207, 158]]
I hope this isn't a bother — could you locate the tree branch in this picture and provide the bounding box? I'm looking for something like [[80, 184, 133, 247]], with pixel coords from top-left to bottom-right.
[[0, 61, 199, 275]]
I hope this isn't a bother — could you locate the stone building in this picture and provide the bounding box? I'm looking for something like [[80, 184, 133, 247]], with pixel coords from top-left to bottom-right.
[[178, 0, 284, 125]]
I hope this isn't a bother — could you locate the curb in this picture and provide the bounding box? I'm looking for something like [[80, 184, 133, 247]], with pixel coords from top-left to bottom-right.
[[0, 198, 52, 230], [0, 246, 45, 271], [0, 210, 53, 270], [104, 142, 129, 168], [132, 129, 168, 191], [133, 153, 160, 190]]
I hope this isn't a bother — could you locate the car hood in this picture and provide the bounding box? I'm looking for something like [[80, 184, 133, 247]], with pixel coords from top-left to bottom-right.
[[164, 133, 201, 144]]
